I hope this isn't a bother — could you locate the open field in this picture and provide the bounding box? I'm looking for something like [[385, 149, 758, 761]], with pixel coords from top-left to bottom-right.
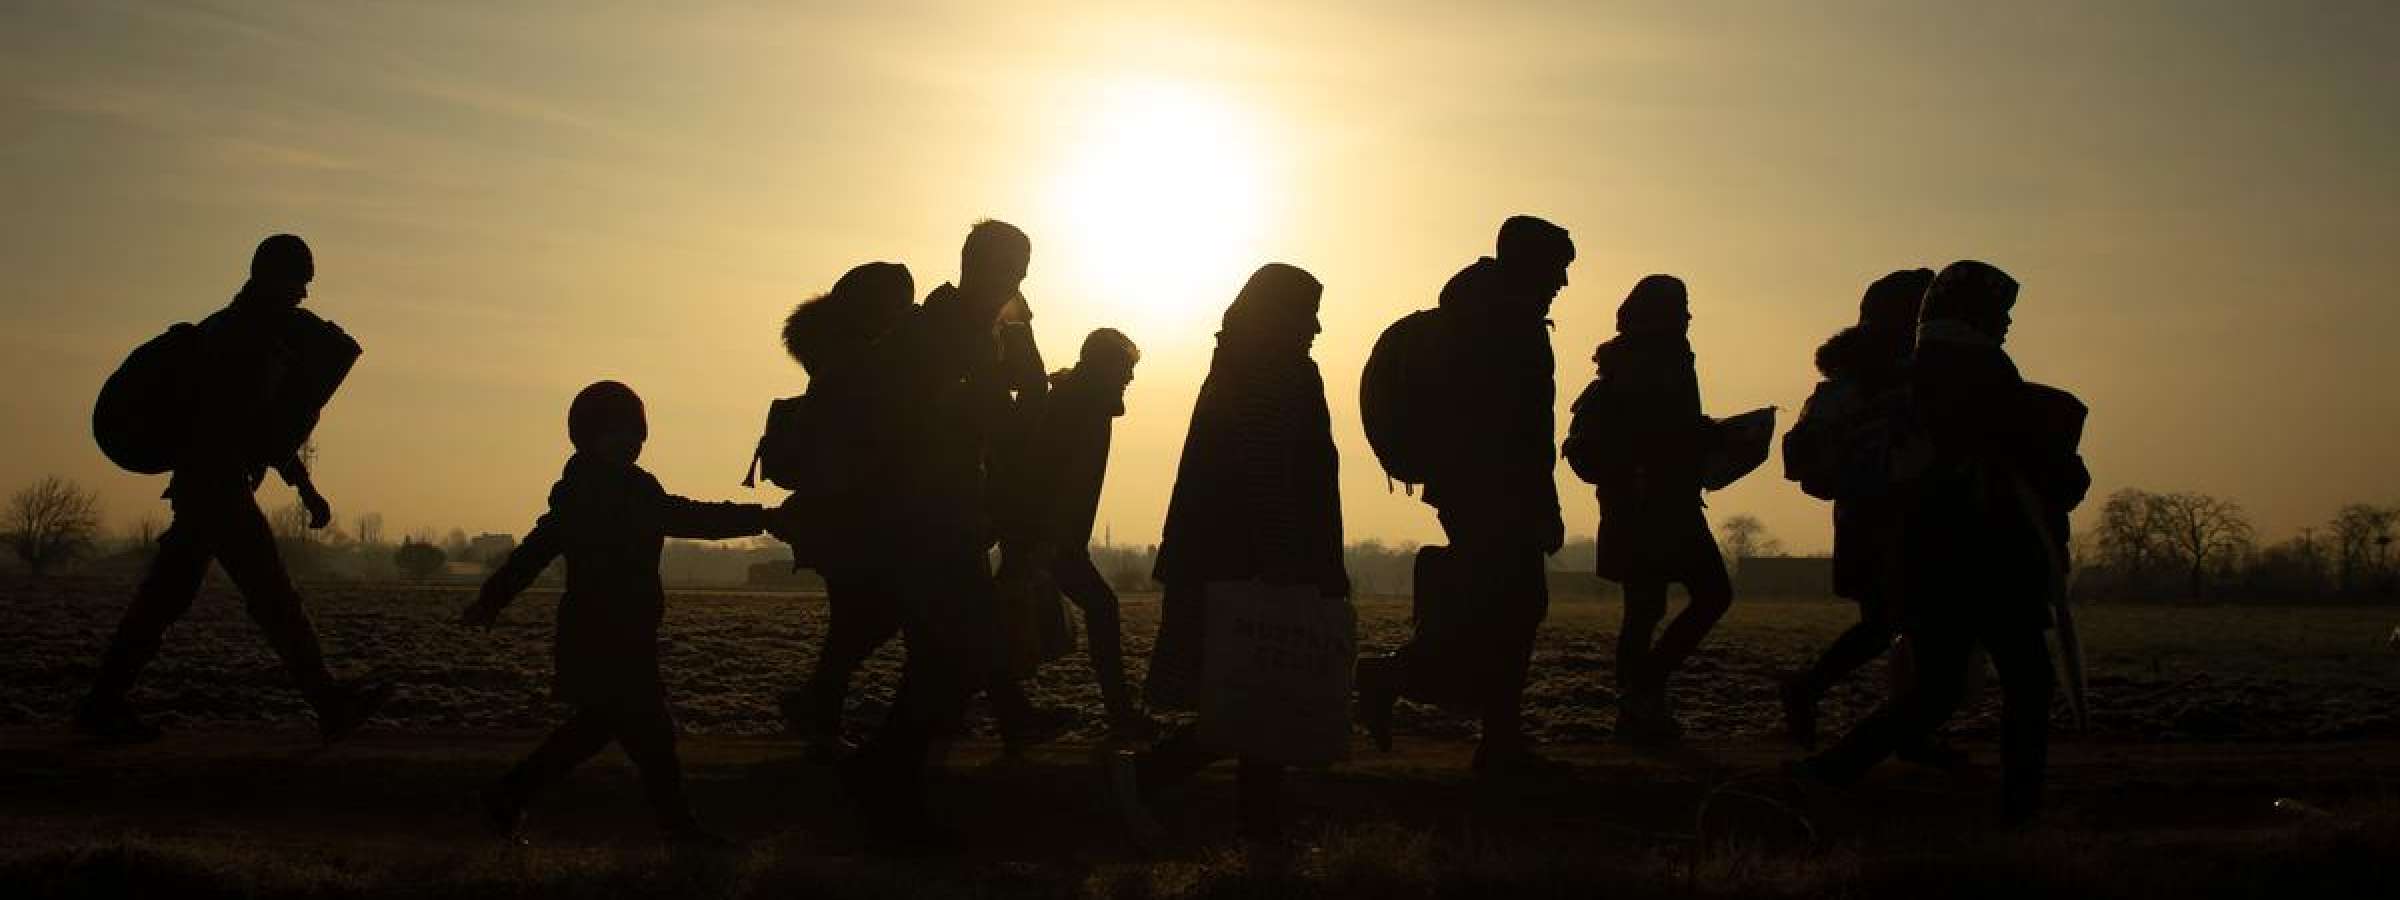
[[5, 577, 2400, 897], [6, 576, 2398, 743]]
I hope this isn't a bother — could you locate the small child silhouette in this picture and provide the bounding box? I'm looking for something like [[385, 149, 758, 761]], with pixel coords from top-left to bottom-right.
[[460, 380, 772, 848]]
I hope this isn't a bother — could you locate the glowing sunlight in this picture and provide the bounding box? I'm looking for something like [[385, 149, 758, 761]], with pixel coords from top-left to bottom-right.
[[1044, 80, 1274, 329]]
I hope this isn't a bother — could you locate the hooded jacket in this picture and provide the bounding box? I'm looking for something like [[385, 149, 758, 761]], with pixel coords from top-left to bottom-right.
[[992, 364, 1126, 557], [1421, 257, 1562, 543], [479, 454, 764, 704], [1786, 323, 1915, 598]]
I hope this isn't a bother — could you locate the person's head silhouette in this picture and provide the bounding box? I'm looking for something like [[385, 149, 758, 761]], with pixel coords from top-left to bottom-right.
[[1079, 328, 1141, 386], [1222, 263, 1323, 350], [1860, 268, 1935, 331], [241, 234, 314, 308], [1921, 260, 2019, 344], [568, 380, 647, 465], [1616, 274, 1689, 337], [786, 262, 914, 376], [960, 219, 1031, 298], [1495, 215, 1574, 311]]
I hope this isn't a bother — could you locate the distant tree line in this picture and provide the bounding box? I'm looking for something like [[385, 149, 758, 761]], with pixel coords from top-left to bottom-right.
[[2079, 488, 2399, 603], [11, 474, 2396, 605]]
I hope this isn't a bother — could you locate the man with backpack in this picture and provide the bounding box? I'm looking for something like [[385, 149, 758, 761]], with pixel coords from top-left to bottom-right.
[[1776, 268, 1936, 749], [77, 234, 392, 744], [1357, 215, 1575, 774]]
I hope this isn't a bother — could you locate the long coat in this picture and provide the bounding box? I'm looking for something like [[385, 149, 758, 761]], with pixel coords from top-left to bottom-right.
[[1575, 333, 1722, 583], [1147, 336, 1348, 710], [482, 455, 764, 705], [1152, 339, 1348, 595]]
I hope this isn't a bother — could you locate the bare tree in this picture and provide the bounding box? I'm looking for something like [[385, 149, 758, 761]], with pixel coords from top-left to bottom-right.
[[123, 515, 164, 551], [1718, 514, 1783, 573], [2093, 489, 2168, 587], [353, 512, 384, 548], [5, 476, 103, 577], [2148, 491, 2254, 600], [2328, 504, 2399, 596]]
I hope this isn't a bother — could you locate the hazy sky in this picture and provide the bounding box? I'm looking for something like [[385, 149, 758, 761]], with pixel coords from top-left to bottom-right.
[[4, 0, 2394, 554]]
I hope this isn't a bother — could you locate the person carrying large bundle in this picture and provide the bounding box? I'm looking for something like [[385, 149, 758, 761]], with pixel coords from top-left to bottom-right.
[[1116, 263, 1353, 844], [1792, 260, 2091, 824], [76, 234, 392, 744], [1355, 216, 1575, 776]]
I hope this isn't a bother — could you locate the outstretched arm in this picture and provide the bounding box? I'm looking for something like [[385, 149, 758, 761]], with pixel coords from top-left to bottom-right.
[[659, 495, 768, 541], [461, 518, 561, 626]]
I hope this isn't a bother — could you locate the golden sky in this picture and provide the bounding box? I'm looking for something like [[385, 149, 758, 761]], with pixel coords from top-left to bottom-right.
[[3, 1, 2395, 553]]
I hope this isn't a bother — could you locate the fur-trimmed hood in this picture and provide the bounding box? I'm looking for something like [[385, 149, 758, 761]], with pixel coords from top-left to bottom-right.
[[1814, 324, 1910, 381]]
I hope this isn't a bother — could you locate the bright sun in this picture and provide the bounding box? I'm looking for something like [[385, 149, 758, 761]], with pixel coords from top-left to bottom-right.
[[1046, 81, 1273, 329]]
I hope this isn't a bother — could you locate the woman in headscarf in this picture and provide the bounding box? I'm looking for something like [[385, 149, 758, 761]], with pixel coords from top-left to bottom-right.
[[1574, 274, 1731, 744], [1117, 263, 1348, 843], [1796, 260, 2088, 824]]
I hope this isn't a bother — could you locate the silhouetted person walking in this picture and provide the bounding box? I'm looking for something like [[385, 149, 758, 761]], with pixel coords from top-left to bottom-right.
[[768, 263, 917, 762], [1358, 216, 1574, 773], [838, 220, 1044, 854], [989, 328, 1154, 739], [1777, 269, 1936, 749], [1795, 260, 2089, 823], [1568, 275, 1732, 744], [461, 381, 768, 848], [77, 234, 391, 744], [1116, 263, 1347, 843]]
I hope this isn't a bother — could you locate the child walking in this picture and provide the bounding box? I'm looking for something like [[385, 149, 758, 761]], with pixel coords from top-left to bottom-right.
[[460, 381, 770, 847]]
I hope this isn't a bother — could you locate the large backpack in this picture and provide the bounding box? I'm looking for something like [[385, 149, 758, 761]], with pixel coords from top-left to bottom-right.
[[1358, 309, 1449, 490], [1560, 375, 1620, 486], [742, 395, 820, 493], [93, 323, 201, 474]]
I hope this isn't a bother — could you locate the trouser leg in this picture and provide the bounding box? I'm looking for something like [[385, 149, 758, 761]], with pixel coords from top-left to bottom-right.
[[1054, 554, 1134, 717], [1799, 596, 1897, 700], [500, 705, 618, 809], [207, 493, 336, 702], [1812, 626, 1973, 783], [1643, 549, 1732, 692], [608, 694, 698, 830], [810, 570, 902, 734], [853, 550, 989, 824], [89, 519, 212, 706], [1616, 581, 1666, 693], [1437, 519, 1550, 743], [1984, 624, 2055, 820]]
